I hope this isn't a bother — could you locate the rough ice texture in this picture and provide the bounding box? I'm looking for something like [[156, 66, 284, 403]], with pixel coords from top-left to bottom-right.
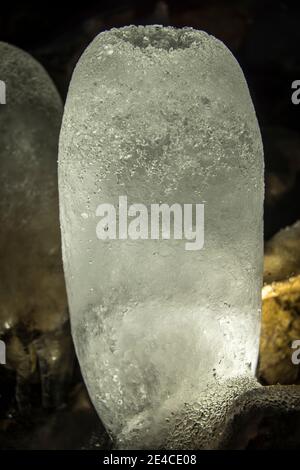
[[140, 377, 300, 449], [59, 26, 264, 448], [85, 377, 300, 449], [0, 43, 70, 408]]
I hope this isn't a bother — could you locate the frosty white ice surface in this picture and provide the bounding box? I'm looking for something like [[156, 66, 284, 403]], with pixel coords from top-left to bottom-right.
[[0, 43, 69, 407], [59, 26, 264, 448]]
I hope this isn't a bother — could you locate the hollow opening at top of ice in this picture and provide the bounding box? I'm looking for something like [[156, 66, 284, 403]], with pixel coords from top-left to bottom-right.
[[112, 25, 204, 51]]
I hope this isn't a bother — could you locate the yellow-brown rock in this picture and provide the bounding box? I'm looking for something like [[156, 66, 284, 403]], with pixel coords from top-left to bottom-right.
[[259, 275, 300, 384]]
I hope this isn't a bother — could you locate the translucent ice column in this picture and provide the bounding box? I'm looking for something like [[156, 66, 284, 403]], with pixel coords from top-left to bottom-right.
[[0, 42, 70, 409], [59, 26, 264, 448]]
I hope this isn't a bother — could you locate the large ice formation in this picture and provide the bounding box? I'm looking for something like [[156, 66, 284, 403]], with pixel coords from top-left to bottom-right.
[[0, 42, 71, 409], [59, 26, 264, 448]]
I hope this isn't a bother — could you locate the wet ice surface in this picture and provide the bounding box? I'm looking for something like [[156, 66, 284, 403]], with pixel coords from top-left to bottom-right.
[[59, 26, 264, 447], [0, 41, 64, 332], [75, 295, 260, 446], [0, 42, 70, 409]]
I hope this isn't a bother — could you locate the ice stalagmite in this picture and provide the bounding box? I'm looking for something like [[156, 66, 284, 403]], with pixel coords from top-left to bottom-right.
[[59, 26, 264, 448], [0, 43, 70, 408]]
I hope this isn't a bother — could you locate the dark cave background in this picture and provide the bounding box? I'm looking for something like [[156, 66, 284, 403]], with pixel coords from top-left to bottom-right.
[[0, 0, 300, 449]]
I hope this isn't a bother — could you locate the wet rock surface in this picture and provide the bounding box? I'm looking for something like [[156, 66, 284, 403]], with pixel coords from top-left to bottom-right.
[[260, 276, 300, 385], [264, 221, 300, 284], [259, 221, 300, 386]]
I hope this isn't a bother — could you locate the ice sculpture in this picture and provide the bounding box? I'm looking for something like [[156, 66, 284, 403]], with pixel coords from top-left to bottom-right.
[[59, 26, 264, 448], [0, 42, 71, 409]]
